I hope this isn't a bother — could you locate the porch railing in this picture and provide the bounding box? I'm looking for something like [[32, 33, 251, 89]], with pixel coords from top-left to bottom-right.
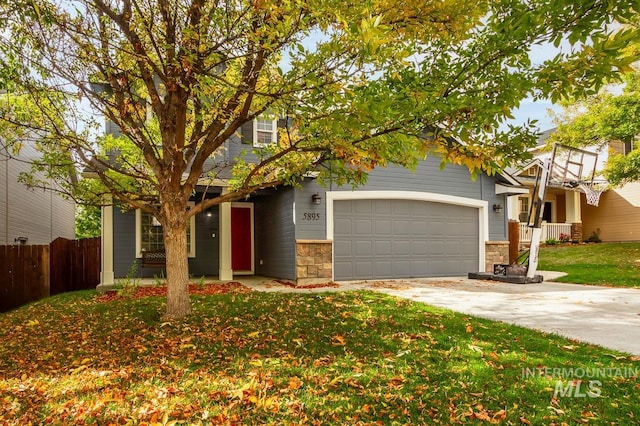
[[519, 222, 572, 243]]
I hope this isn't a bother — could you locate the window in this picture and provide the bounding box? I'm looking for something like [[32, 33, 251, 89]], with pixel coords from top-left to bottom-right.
[[518, 196, 530, 223], [136, 209, 196, 257], [253, 116, 278, 147]]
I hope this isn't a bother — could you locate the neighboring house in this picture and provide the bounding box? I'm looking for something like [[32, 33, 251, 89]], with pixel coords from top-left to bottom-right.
[[0, 137, 75, 245], [507, 128, 640, 243], [98, 119, 527, 288]]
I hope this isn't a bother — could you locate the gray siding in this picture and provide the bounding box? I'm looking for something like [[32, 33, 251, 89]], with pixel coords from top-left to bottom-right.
[[0, 140, 75, 245], [482, 174, 508, 241], [295, 156, 507, 241], [294, 179, 327, 240], [112, 207, 219, 278], [254, 188, 296, 280], [354, 157, 481, 198]]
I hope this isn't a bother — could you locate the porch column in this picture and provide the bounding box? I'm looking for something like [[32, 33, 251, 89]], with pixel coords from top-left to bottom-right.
[[565, 191, 581, 223], [219, 200, 233, 280], [507, 196, 520, 221], [99, 201, 115, 289], [566, 191, 583, 242]]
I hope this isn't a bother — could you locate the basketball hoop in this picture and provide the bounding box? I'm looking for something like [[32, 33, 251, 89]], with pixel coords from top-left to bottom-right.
[[579, 181, 607, 207]]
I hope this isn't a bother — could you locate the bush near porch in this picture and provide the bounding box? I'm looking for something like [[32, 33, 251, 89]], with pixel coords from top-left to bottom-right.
[[538, 242, 640, 288]]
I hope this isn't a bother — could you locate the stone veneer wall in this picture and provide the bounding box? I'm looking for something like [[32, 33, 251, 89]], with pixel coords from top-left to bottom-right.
[[485, 241, 509, 272], [295, 240, 333, 285], [570, 222, 583, 242]]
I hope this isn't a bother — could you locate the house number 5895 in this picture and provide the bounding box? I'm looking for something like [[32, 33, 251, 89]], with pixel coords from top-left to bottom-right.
[[303, 212, 320, 221]]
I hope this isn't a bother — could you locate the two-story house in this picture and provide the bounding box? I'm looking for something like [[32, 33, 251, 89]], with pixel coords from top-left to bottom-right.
[[0, 137, 75, 245], [98, 118, 527, 288]]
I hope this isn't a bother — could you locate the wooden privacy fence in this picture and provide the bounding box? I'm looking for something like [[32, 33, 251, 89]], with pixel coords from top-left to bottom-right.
[[0, 237, 100, 312], [50, 237, 101, 296], [0, 245, 50, 313]]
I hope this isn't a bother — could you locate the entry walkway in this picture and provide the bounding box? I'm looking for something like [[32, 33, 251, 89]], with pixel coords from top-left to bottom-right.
[[239, 273, 640, 355]]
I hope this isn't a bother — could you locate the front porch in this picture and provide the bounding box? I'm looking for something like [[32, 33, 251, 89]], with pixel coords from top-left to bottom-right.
[[509, 187, 584, 246], [518, 222, 581, 245]]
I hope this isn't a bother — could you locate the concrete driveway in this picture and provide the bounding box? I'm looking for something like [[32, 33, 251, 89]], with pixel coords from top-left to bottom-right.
[[346, 272, 640, 355]]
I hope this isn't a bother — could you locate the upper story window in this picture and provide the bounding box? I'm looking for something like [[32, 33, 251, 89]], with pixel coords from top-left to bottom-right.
[[253, 116, 278, 147]]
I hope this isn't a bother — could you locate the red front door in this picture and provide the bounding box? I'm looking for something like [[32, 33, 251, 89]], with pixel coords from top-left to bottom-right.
[[231, 206, 252, 271]]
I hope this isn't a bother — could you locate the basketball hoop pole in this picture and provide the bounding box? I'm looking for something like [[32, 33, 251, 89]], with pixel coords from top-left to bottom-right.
[[526, 155, 552, 279]]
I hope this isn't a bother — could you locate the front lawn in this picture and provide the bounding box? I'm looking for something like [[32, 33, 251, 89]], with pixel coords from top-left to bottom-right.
[[0, 289, 638, 424], [538, 242, 640, 288]]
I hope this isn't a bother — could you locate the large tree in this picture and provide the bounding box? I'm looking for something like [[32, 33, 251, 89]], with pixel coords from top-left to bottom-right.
[[1, 0, 638, 318]]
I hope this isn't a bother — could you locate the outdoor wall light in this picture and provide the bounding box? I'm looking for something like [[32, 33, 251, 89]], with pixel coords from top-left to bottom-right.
[[493, 204, 503, 213], [14, 236, 28, 245], [312, 193, 322, 205], [206, 209, 212, 217]]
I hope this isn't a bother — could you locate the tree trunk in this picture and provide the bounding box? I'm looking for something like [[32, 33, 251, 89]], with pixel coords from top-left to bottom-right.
[[163, 214, 191, 319]]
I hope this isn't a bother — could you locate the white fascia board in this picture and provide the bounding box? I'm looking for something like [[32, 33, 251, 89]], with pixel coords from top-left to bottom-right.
[[495, 183, 529, 196]]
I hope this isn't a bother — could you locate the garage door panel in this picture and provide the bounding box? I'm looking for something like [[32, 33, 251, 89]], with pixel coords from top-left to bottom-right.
[[334, 261, 354, 279], [334, 218, 352, 234], [410, 260, 429, 276], [393, 240, 411, 255], [354, 200, 372, 214], [374, 199, 392, 214], [334, 201, 353, 214], [355, 240, 372, 255], [355, 219, 372, 235], [375, 219, 392, 234], [334, 240, 352, 256], [375, 240, 392, 255], [355, 262, 373, 277], [393, 200, 412, 215], [412, 221, 428, 235], [334, 199, 479, 280], [412, 240, 428, 253], [392, 260, 411, 276], [393, 220, 412, 235], [375, 261, 392, 277]]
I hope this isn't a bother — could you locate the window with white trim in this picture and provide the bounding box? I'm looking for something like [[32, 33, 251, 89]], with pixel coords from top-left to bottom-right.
[[135, 208, 196, 258], [253, 116, 278, 147], [518, 196, 530, 223]]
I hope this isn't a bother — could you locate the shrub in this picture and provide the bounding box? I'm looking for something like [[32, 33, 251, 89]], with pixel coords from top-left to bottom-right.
[[585, 229, 602, 243], [545, 238, 560, 246]]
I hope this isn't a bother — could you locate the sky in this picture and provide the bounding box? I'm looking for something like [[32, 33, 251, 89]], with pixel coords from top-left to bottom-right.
[[510, 98, 560, 132]]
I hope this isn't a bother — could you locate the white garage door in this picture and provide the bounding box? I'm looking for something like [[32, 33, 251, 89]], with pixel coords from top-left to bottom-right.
[[334, 199, 479, 280]]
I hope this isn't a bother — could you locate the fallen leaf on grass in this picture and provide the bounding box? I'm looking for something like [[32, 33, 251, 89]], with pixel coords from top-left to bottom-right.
[[288, 377, 303, 390], [331, 334, 347, 346], [96, 282, 251, 302]]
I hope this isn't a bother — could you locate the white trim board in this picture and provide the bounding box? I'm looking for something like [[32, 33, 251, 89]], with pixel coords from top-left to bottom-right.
[[325, 190, 488, 276]]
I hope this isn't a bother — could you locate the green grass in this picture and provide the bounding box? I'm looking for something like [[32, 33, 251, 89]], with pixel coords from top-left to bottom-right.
[[538, 242, 640, 288], [0, 290, 638, 425]]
